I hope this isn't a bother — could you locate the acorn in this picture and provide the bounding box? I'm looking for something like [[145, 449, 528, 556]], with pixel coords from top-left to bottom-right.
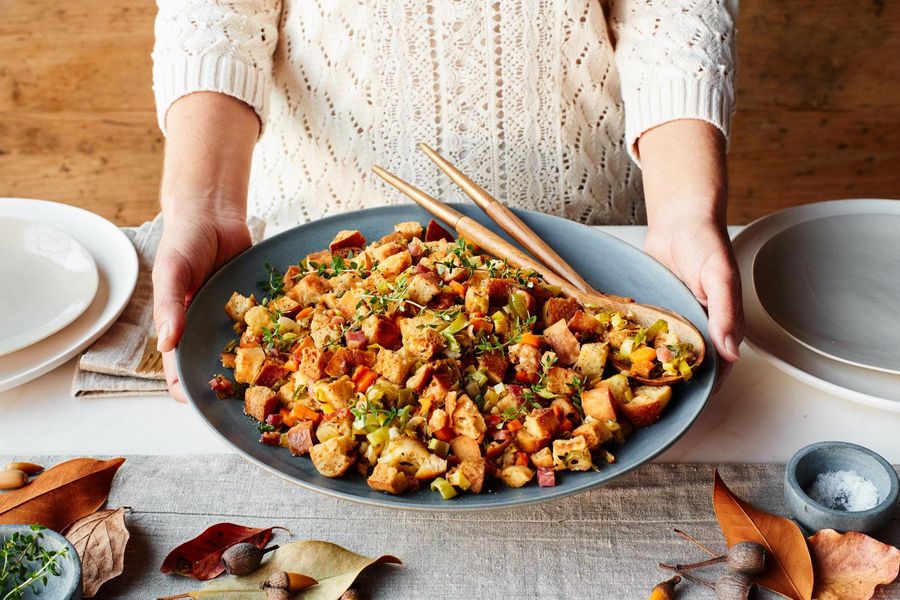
[[715, 572, 757, 600], [725, 542, 766, 576], [5, 462, 44, 475], [221, 542, 279, 576], [649, 576, 681, 600], [0, 469, 29, 490], [261, 571, 318, 593]]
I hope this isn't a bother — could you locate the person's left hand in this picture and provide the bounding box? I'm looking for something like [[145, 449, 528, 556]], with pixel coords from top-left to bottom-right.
[[644, 211, 743, 380]]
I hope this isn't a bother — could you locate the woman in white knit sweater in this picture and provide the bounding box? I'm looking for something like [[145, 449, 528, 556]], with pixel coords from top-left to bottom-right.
[[151, 0, 742, 400]]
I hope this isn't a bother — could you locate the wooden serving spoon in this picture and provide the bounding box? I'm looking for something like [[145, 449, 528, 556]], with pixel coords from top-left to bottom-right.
[[371, 164, 706, 385]]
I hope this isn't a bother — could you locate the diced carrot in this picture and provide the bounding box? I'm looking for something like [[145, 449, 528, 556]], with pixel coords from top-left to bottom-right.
[[515, 451, 529, 467], [279, 407, 298, 427], [519, 332, 542, 348], [295, 306, 314, 321], [514, 370, 539, 385], [432, 426, 456, 442], [448, 281, 467, 297], [355, 370, 378, 393], [290, 404, 321, 424], [469, 317, 493, 333], [506, 419, 523, 433]]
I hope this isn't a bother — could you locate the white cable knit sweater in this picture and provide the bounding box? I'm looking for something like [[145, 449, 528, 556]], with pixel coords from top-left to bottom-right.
[[152, 0, 736, 232]]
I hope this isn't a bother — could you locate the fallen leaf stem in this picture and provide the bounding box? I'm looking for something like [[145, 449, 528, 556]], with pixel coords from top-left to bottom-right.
[[658, 564, 715, 590], [672, 528, 717, 557], [658, 554, 727, 572]]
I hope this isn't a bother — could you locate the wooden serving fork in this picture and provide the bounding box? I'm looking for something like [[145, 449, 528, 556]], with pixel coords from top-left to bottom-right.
[[371, 163, 706, 384]]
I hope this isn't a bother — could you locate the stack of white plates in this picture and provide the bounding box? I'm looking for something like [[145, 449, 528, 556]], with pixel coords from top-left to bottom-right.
[[734, 199, 900, 412], [0, 199, 139, 392]]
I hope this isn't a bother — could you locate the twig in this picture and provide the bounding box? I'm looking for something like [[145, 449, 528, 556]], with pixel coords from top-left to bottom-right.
[[658, 564, 715, 590], [672, 528, 717, 556]]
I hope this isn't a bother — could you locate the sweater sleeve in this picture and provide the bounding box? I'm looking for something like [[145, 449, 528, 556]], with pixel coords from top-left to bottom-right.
[[607, 0, 738, 164], [151, 0, 281, 135]]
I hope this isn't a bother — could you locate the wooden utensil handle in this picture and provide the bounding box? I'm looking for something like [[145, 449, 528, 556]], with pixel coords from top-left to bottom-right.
[[483, 202, 595, 294]]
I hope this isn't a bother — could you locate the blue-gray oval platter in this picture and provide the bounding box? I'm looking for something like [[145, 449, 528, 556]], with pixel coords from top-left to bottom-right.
[[177, 204, 717, 511]]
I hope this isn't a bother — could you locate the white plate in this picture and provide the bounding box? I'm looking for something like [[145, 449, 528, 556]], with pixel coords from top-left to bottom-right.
[[753, 213, 900, 374], [0, 218, 99, 356], [734, 199, 900, 412], [0, 199, 139, 392]]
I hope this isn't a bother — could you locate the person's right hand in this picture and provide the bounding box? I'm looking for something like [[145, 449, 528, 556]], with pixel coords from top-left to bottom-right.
[[153, 208, 251, 403]]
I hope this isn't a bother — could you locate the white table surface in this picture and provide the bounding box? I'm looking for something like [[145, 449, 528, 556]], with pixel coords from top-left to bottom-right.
[[2, 226, 899, 463]]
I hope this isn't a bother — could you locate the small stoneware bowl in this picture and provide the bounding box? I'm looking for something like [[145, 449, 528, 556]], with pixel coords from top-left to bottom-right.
[[785, 441, 899, 533], [0, 524, 82, 599]]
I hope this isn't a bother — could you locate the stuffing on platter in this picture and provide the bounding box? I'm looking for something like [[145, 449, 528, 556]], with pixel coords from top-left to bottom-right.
[[209, 220, 698, 498]]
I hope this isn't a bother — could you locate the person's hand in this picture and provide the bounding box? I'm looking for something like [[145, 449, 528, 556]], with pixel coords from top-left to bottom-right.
[[153, 208, 251, 402], [644, 212, 743, 375], [637, 119, 743, 382]]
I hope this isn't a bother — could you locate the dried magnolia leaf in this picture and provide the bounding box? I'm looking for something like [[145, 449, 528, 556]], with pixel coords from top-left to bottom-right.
[[0, 457, 125, 532], [63, 507, 130, 597], [196, 540, 401, 599], [161, 523, 286, 580], [713, 470, 814, 600], [809, 529, 900, 600]]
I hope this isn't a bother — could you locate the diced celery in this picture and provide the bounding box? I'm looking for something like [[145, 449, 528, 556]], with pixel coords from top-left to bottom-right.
[[678, 360, 693, 381], [430, 477, 458, 500], [618, 338, 634, 359], [470, 370, 489, 388], [610, 313, 625, 329], [366, 426, 390, 447], [645, 319, 669, 342], [508, 290, 530, 319], [442, 332, 462, 357], [447, 470, 471, 490], [491, 311, 509, 335], [428, 439, 450, 456], [465, 380, 482, 400], [397, 388, 414, 408], [445, 312, 468, 334], [595, 312, 611, 325], [484, 387, 500, 408], [388, 426, 401, 440], [632, 328, 646, 348]]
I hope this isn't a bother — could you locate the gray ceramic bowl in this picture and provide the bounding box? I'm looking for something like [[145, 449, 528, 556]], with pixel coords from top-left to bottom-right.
[[177, 204, 717, 510], [784, 441, 899, 533], [0, 524, 82, 599]]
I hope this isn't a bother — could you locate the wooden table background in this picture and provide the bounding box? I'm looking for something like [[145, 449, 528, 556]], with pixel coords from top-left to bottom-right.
[[1, 1, 898, 227]]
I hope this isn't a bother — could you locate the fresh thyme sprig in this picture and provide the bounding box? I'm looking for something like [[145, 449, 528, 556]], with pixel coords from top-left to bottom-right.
[[257, 261, 285, 298]]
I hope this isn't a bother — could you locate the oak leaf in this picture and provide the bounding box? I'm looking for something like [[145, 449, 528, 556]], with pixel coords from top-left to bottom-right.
[[63, 507, 130, 597], [0, 457, 125, 532], [173, 540, 400, 599], [161, 523, 287, 580], [713, 469, 814, 600], [809, 529, 900, 600]]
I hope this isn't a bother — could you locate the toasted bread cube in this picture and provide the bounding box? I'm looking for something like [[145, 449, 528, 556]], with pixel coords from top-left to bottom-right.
[[542, 297, 580, 327], [546, 366, 580, 395], [298, 347, 330, 382], [449, 435, 483, 462], [316, 408, 353, 442], [620, 385, 672, 427], [315, 377, 356, 410], [406, 362, 435, 393], [542, 320, 581, 366], [414, 453, 448, 480], [552, 435, 593, 471], [581, 383, 619, 422], [367, 462, 410, 494], [361, 314, 402, 349], [501, 465, 535, 488], [286, 421, 316, 456], [407, 273, 442, 305], [451, 396, 486, 440], [270, 295, 301, 317], [378, 436, 431, 475], [477, 351, 509, 384], [309, 436, 356, 477], [369, 241, 404, 262], [458, 459, 487, 494], [571, 416, 612, 449], [244, 385, 279, 422], [374, 348, 415, 385], [394, 221, 424, 241], [234, 347, 266, 384], [326, 348, 376, 378], [244, 305, 272, 336], [376, 251, 412, 279], [329, 229, 366, 253], [254, 362, 289, 387], [288, 273, 331, 306], [530, 447, 554, 468], [515, 429, 548, 454], [335, 289, 364, 320], [568, 310, 600, 334], [523, 408, 558, 442], [402, 324, 445, 361], [574, 342, 609, 379], [225, 292, 257, 323], [309, 311, 342, 347], [464, 286, 490, 315]]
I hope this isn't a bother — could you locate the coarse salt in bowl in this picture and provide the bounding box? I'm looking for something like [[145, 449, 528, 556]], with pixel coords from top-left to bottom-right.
[[784, 441, 899, 533]]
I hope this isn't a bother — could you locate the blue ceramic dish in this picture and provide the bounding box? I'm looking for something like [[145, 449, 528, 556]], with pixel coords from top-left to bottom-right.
[[176, 204, 717, 510], [785, 441, 899, 533], [0, 525, 82, 599]]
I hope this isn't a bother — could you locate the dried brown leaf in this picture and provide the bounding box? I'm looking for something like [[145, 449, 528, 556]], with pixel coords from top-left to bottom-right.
[[175, 540, 401, 599], [63, 507, 130, 597], [713, 469, 814, 600], [161, 523, 286, 580], [0, 457, 125, 532], [809, 529, 900, 600]]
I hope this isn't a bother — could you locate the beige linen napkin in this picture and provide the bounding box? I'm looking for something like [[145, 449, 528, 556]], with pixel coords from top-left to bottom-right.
[[71, 214, 265, 397]]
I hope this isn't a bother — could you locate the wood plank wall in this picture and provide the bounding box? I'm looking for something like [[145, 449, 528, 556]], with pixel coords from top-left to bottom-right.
[[1, 1, 898, 226]]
